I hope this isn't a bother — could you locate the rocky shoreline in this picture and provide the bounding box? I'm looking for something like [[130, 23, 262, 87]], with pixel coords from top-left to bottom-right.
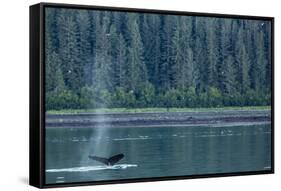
[[45, 109, 271, 128]]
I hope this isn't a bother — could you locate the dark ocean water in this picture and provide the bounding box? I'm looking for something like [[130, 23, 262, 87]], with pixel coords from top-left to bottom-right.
[[45, 124, 271, 184]]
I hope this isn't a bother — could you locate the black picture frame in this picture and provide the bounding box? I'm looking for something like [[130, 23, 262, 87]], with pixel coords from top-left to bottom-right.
[[30, 2, 274, 188]]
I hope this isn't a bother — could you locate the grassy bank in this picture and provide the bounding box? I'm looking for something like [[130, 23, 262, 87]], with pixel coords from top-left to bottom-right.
[[46, 106, 271, 115]]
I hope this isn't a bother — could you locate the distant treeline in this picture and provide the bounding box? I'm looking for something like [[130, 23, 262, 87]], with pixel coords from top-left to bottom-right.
[[45, 8, 272, 110]]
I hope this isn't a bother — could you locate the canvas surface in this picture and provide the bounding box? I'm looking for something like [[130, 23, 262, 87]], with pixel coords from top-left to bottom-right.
[[44, 6, 272, 185]]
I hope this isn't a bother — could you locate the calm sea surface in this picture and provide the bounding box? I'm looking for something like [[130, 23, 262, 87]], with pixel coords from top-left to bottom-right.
[[45, 124, 271, 184]]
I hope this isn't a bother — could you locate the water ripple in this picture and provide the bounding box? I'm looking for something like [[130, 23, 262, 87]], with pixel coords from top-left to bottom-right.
[[46, 164, 138, 173]]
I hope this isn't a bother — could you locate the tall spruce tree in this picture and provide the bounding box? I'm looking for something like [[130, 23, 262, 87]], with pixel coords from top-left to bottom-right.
[[93, 15, 113, 92], [256, 30, 267, 93], [127, 16, 148, 94], [116, 33, 128, 89], [76, 10, 92, 86], [240, 44, 251, 93], [159, 16, 176, 90], [57, 10, 81, 93], [194, 17, 208, 93]]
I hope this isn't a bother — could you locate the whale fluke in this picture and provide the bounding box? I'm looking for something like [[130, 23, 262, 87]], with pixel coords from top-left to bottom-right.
[[88, 153, 124, 166]]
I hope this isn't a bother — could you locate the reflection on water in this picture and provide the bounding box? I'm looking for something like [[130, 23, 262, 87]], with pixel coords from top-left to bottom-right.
[[45, 124, 271, 184]]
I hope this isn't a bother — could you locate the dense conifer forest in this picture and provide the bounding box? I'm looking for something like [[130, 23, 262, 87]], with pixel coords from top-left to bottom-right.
[[45, 8, 272, 110]]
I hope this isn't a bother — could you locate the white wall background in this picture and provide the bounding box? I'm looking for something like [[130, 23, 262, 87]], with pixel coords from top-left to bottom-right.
[[0, 0, 279, 190]]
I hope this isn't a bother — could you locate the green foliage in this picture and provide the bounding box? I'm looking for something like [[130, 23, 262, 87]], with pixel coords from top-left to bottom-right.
[[111, 87, 125, 107], [185, 87, 197, 107], [125, 90, 137, 108], [207, 87, 222, 107], [46, 89, 79, 110], [163, 88, 183, 109], [79, 86, 96, 109], [141, 83, 156, 107], [45, 9, 271, 111], [47, 106, 271, 115]]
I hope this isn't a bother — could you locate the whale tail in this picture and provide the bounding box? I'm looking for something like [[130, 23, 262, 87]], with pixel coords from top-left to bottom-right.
[[88, 153, 124, 166]]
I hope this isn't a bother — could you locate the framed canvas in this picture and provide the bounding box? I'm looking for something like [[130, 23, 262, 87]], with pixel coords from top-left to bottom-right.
[[29, 2, 274, 188]]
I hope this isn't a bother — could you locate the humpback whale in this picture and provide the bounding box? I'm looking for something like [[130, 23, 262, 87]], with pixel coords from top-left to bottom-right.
[[88, 153, 124, 166]]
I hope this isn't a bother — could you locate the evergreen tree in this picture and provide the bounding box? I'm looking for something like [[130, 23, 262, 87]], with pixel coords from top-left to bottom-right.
[[206, 18, 219, 88], [194, 17, 208, 93], [240, 45, 250, 93], [76, 10, 92, 86], [93, 15, 113, 92], [116, 33, 128, 89], [256, 30, 267, 93], [159, 16, 176, 90], [171, 18, 194, 91], [127, 16, 148, 94], [108, 23, 119, 88], [57, 10, 81, 93], [223, 56, 236, 93], [45, 51, 62, 92], [140, 15, 161, 85]]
